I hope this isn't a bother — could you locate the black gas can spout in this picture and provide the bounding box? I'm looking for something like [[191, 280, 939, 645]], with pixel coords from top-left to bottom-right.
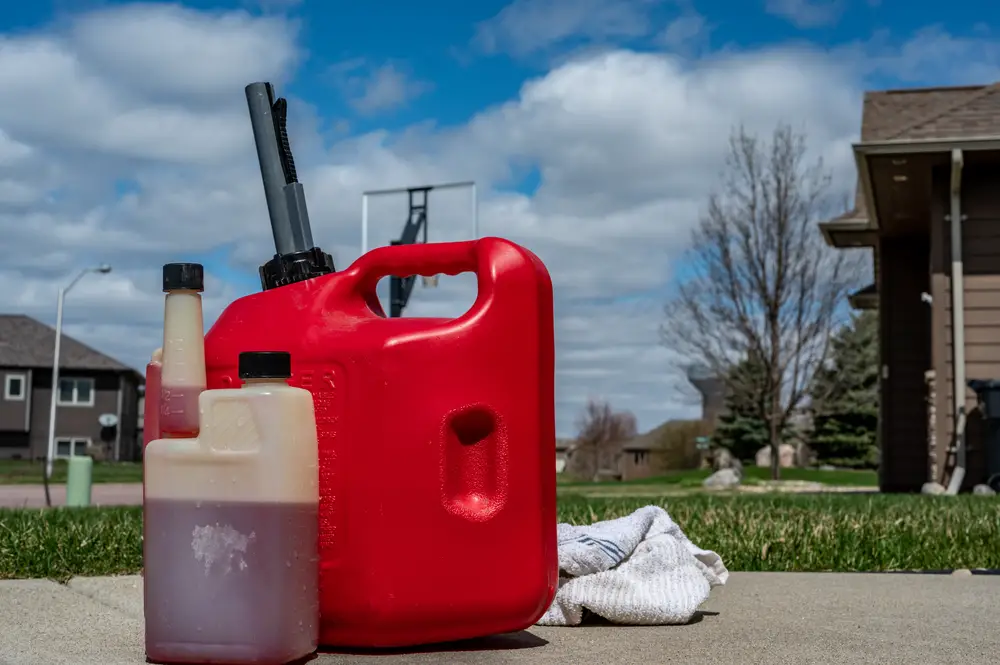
[[245, 82, 335, 289]]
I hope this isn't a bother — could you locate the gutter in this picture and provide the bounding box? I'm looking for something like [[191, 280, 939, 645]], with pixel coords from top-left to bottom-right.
[[945, 148, 967, 495]]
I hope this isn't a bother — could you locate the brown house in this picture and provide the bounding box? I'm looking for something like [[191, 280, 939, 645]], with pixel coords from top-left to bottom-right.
[[820, 82, 1000, 492], [0, 315, 144, 462]]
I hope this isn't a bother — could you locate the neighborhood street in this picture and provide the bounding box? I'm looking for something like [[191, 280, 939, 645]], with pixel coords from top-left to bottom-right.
[[0, 483, 142, 509]]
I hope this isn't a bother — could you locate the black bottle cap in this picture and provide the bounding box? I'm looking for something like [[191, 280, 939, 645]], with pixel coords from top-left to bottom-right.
[[259, 246, 335, 290], [239, 351, 292, 380], [163, 263, 204, 292]]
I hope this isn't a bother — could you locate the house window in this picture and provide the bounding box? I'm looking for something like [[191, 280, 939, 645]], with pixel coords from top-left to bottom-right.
[[58, 377, 95, 407], [4, 374, 26, 401], [55, 437, 91, 457], [633, 451, 648, 465]]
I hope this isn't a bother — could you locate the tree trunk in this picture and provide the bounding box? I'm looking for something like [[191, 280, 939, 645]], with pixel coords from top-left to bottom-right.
[[769, 384, 782, 481]]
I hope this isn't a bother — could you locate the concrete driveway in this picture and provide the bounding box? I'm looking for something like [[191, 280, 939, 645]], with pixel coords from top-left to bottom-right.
[[0, 483, 141, 508], [0, 571, 996, 664]]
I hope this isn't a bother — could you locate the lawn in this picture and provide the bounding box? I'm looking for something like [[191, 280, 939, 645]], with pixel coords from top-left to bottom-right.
[[0, 460, 143, 485], [1, 493, 997, 581], [557, 467, 878, 497]]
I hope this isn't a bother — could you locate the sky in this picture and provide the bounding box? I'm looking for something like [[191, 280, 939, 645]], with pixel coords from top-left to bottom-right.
[[0, 0, 998, 437]]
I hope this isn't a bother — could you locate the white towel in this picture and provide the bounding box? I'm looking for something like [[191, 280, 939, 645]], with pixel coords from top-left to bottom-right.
[[537, 505, 729, 626]]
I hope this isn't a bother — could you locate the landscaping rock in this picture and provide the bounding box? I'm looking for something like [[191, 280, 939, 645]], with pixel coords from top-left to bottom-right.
[[819, 464, 837, 471], [921, 482, 946, 495], [972, 484, 996, 496], [703, 468, 741, 489], [730, 458, 744, 479], [712, 447, 735, 470], [754, 443, 797, 469], [710, 449, 743, 478]]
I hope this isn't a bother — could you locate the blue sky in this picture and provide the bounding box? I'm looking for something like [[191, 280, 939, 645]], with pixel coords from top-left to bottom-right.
[[0, 0, 997, 434], [4, 0, 991, 137]]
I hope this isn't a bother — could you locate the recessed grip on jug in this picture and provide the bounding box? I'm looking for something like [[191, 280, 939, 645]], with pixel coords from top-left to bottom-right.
[[352, 240, 481, 301]]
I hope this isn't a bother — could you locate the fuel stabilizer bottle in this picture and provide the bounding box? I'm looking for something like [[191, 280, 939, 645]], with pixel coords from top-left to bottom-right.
[[144, 350, 320, 665]]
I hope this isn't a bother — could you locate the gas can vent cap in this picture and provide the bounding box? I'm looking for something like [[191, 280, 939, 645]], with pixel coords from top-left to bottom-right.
[[239, 351, 292, 380]]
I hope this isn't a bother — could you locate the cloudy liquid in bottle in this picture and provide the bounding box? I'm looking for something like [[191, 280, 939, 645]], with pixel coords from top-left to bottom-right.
[[143, 499, 318, 664], [159, 263, 206, 438]]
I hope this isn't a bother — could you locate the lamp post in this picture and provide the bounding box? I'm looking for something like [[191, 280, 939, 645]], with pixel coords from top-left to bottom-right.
[[45, 264, 113, 480]]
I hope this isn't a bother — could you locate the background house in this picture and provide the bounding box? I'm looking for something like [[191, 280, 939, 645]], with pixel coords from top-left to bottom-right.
[[0, 314, 144, 462], [820, 81, 1000, 492]]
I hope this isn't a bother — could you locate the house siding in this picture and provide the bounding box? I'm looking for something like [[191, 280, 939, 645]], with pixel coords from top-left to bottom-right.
[[932, 162, 1000, 490], [0, 368, 144, 462], [118, 374, 142, 462], [619, 449, 653, 481], [879, 235, 932, 492], [0, 368, 30, 432]]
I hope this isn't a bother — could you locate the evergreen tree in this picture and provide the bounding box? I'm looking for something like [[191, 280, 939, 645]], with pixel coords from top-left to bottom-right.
[[713, 352, 788, 461], [808, 311, 879, 468]]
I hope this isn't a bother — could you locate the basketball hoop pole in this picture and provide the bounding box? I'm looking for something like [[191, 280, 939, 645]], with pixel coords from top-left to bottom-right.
[[360, 180, 478, 318], [360, 180, 477, 255]]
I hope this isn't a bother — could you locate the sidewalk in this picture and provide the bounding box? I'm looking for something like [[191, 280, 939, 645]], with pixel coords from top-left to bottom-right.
[[0, 483, 142, 508], [1, 571, 997, 664]]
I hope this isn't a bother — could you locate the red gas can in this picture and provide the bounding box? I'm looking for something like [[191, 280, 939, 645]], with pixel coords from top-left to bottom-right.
[[203, 237, 558, 648]]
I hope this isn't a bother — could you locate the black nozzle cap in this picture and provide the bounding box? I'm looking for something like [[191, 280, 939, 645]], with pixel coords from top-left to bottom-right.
[[163, 263, 205, 292], [259, 246, 335, 290], [239, 351, 292, 380]]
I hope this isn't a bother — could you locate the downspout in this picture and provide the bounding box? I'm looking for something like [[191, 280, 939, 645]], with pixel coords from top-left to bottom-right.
[[946, 148, 966, 495]]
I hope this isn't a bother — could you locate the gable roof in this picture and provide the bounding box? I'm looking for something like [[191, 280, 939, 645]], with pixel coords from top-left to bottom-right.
[[0, 314, 135, 372]]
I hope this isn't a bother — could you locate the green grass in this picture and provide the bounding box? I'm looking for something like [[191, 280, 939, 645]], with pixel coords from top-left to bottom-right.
[[558, 467, 878, 489], [0, 506, 142, 581], [561, 494, 1000, 572], [2, 493, 997, 581], [0, 460, 143, 485]]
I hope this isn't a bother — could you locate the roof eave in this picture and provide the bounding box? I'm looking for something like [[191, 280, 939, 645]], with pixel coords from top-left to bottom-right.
[[853, 135, 1000, 232], [818, 218, 878, 248], [848, 293, 878, 310], [854, 135, 1000, 155]]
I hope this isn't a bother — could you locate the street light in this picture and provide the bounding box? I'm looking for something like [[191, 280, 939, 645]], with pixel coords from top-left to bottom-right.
[[45, 264, 113, 479]]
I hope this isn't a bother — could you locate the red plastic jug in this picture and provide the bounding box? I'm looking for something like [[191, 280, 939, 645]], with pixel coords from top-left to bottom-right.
[[203, 236, 558, 648]]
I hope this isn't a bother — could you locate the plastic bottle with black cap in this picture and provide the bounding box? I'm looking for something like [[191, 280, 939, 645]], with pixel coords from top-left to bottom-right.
[[143, 344, 320, 663], [159, 263, 207, 438]]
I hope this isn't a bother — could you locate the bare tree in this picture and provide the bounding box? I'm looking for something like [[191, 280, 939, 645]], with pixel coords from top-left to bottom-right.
[[566, 399, 638, 481], [660, 124, 860, 480]]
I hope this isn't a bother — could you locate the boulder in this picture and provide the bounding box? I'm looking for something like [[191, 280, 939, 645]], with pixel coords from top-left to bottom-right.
[[710, 448, 743, 478], [921, 482, 946, 495], [703, 468, 741, 489], [755, 443, 797, 469], [972, 484, 997, 496], [712, 447, 734, 470]]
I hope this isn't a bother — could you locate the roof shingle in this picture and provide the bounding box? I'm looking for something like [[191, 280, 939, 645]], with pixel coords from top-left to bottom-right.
[[0, 314, 134, 372]]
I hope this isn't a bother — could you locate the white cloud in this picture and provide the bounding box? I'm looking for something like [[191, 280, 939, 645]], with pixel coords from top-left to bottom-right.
[[328, 59, 432, 115], [473, 0, 661, 57], [659, 12, 710, 53], [764, 0, 845, 28], [0, 4, 974, 436]]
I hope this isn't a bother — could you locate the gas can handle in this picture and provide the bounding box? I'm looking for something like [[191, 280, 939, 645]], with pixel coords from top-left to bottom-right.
[[351, 240, 480, 297]]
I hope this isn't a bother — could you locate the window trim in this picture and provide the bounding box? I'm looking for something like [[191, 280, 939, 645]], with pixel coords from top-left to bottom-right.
[[56, 377, 96, 407], [4, 374, 26, 401], [54, 437, 91, 458]]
